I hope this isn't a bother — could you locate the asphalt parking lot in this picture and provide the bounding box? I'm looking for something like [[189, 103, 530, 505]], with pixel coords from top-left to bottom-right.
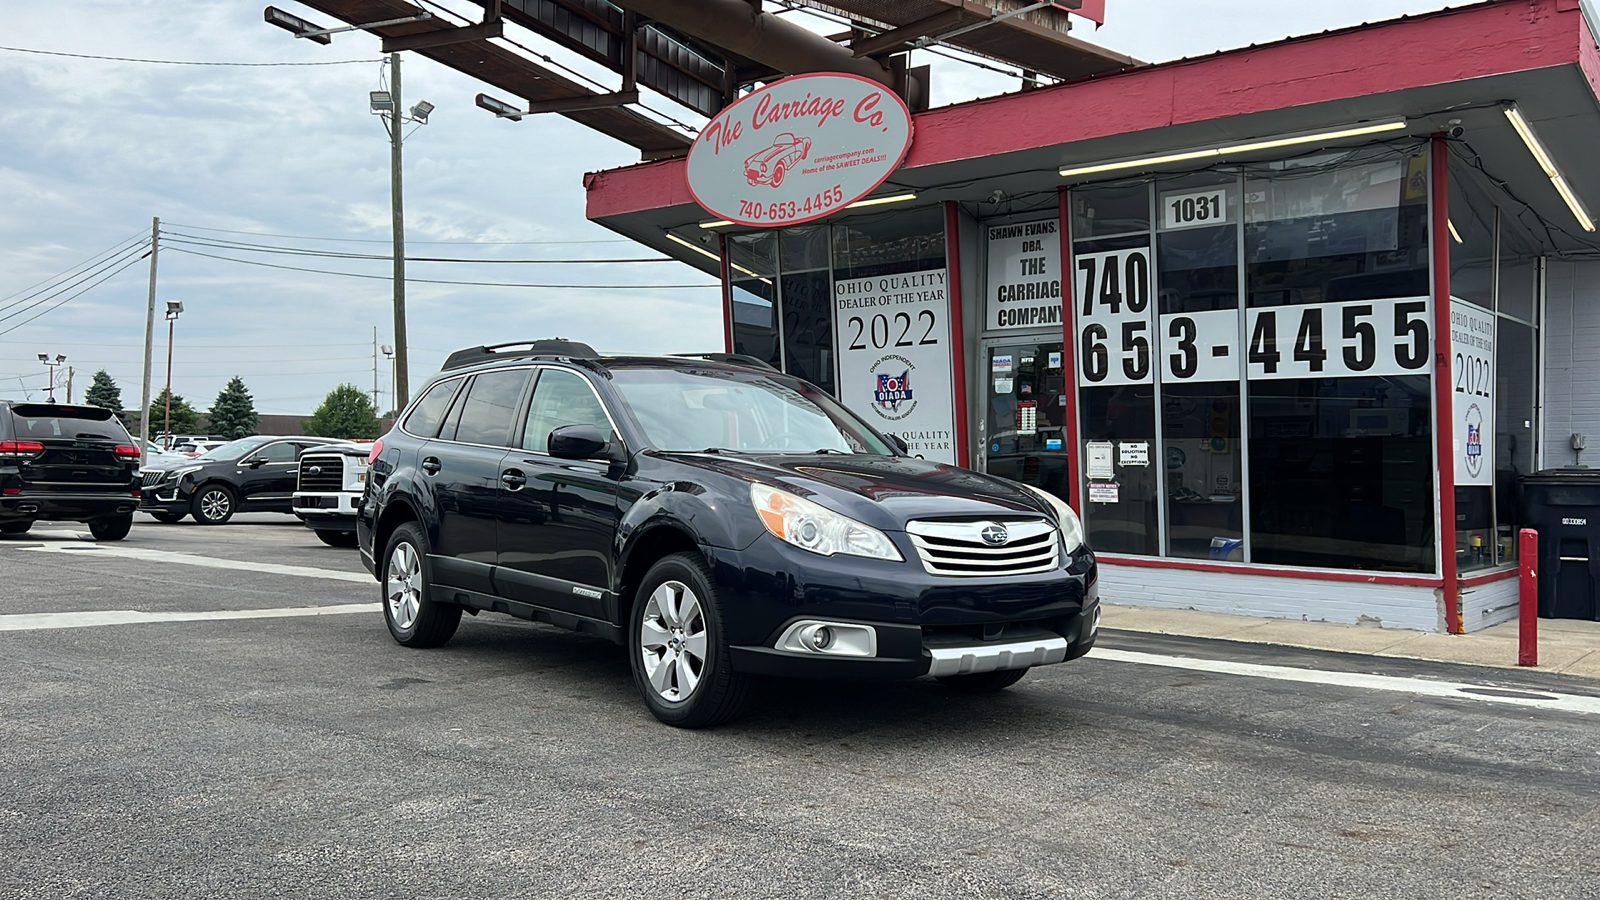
[[3, 514, 1598, 899]]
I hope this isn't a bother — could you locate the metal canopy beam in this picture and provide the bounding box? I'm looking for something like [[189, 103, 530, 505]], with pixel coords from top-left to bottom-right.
[[293, 0, 691, 156]]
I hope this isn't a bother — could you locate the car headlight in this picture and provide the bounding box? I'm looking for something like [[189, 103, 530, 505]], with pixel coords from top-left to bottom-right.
[[1021, 484, 1086, 555], [750, 484, 902, 562], [171, 465, 203, 479]]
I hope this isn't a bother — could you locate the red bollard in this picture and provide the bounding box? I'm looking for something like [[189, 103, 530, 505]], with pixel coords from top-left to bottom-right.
[[1519, 527, 1538, 667]]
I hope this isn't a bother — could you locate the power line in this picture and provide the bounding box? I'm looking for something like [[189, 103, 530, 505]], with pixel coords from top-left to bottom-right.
[[0, 242, 151, 324], [160, 232, 673, 264], [163, 222, 633, 245], [0, 45, 381, 67], [0, 252, 149, 339], [0, 230, 149, 309], [165, 246, 717, 289]]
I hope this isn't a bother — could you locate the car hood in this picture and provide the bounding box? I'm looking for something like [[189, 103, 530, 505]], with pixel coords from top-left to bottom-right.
[[657, 452, 1049, 530]]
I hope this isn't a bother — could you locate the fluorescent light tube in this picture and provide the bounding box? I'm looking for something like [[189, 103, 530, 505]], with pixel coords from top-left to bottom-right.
[[845, 192, 917, 208], [665, 232, 770, 283], [1504, 103, 1594, 232], [1059, 120, 1408, 179]]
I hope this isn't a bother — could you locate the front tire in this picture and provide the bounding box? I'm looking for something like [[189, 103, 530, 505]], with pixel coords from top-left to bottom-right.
[[88, 515, 133, 542], [629, 552, 752, 728], [382, 521, 461, 648], [937, 668, 1030, 693], [149, 511, 185, 524], [315, 529, 358, 548], [191, 484, 236, 525]]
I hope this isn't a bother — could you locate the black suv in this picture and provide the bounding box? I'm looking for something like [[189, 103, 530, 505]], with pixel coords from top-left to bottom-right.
[[359, 341, 1099, 728], [140, 435, 327, 524], [0, 401, 143, 540]]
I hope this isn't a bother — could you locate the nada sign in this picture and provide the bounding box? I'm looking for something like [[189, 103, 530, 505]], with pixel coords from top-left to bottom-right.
[[686, 72, 913, 228]]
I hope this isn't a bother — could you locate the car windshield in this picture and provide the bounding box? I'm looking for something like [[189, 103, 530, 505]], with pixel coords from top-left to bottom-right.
[[611, 366, 894, 455], [196, 436, 273, 461]]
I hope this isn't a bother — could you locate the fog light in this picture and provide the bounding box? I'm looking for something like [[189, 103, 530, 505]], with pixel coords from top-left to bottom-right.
[[775, 620, 878, 657]]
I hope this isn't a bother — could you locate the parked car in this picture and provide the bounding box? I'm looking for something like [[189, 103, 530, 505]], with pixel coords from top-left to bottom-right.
[[358, 341, 1098, 728], [140, 435, 327, 524], [292, 441, 370, 547], [0, 401, 143, 540], [173, 439, 227, 457]]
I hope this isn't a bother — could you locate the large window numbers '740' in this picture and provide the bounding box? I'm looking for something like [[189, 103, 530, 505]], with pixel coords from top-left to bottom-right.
[[1075, 247, 1154, 387], [1242, 298, 1431, 380]]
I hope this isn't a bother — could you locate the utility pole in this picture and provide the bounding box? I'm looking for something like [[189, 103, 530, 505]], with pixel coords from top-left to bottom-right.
[[66, 367, 73, 404], [139, 217, 159, 464], [372, 326, 380, 412], [388, 52, 410, 411]]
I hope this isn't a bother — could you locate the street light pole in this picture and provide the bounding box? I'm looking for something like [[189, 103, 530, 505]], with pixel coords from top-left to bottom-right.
[[381, 345, 395, 418], [387, 52, 410, 412], [37, 353, 65, 403], [163, 301, 182, 442]]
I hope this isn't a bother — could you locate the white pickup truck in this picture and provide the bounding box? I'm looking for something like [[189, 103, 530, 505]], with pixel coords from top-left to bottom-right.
[[291, 442, 371, 547]]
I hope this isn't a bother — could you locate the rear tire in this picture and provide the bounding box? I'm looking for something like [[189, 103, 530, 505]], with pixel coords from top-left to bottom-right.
[[937, 668, 1030, 693], [88, 515, 133, 542], [382, 521, 461, 648], [191, 484, 236, 525], [149, 511, 185, 524], [315, 529, 358, 548], [629, 552, 752, 728], [0, 521, 32, 535]]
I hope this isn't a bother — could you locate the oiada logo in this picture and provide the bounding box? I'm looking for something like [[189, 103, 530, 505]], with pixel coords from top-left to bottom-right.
[[870, 354, 917, 421], [1464, 403, 1485, 478], [685, 72, 913, 228]]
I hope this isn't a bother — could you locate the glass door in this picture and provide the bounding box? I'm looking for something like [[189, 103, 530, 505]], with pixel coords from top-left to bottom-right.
[[981, 339, 1071, 501]]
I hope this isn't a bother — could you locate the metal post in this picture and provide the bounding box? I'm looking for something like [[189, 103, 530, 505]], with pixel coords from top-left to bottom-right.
[[389, 52, 410, 411], [66, 367, 73, 404], [164, 317, 175, 440], [373, 326, 380, 411], [139, 217, 159, 464], [1519, 527, 1539, 666]]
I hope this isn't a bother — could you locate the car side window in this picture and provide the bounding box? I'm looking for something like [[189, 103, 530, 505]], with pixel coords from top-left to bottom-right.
[[252, 442, 298, 464], [521, 369, 613, 453], [452, 369, 532, 447], [402, 377, 461, 438]]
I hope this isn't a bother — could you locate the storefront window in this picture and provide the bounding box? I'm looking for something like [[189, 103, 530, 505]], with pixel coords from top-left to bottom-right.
[[1071, 148, 1439, 573], [832, 207, 945, 280]]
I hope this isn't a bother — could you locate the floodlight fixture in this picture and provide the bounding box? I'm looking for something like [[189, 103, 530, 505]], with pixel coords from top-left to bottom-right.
[[381, 344, 394, 356], [263, 6, 334, 44], [37, 353, 48, 362], [410, 100, 434, 123], [165, 300, 183, 320], [55, 354, 66, 364], [370, 91, 394, 113], [475, 93, 524, 121]]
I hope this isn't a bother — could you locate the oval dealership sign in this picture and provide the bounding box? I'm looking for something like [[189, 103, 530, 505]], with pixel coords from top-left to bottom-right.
[[686, 72, 914, 228]]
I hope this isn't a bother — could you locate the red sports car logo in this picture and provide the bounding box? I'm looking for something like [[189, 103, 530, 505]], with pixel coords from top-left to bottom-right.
[[744, 133, 811, 188]]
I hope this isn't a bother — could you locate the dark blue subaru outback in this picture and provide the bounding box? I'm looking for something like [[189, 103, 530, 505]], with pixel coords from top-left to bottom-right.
[[357, 341, 1099, 727]]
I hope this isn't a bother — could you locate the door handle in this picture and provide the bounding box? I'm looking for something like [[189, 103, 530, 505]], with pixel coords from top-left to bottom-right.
[[501, 469, 527, 490], [421, 456, 441, 475]]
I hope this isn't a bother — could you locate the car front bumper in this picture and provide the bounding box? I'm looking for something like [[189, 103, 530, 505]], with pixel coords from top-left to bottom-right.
[[711, 533, 1099, 681], [293, 493, 359, 533]]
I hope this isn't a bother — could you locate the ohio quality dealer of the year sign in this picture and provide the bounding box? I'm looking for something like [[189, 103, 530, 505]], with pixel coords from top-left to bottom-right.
[[686, 72, 914, 228]]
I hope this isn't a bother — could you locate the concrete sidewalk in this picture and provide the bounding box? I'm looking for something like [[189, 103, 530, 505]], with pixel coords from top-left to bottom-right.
[[1101, 603, 1600, 680]]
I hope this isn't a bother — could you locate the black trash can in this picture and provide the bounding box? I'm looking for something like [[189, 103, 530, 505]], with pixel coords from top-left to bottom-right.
[[1520, 468, 1600, 621]]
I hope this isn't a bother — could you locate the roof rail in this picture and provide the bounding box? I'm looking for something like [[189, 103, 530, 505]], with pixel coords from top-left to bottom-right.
[[672, 352, 779, 372], [442, 339, 600, 370]]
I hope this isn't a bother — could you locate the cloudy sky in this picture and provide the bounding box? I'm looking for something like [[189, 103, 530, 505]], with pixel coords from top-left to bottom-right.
[[0, 0, 1458, 419]]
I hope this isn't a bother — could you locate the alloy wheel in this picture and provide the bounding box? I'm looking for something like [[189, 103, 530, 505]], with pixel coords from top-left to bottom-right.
[[200, 489, 230, 522], [387, 541, 422, 630], [638, 579, 708, 704]]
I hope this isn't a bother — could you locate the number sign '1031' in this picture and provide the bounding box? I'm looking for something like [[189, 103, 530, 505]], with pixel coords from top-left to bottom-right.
[[1242, 297, 1431, 379], [1075, 247, 1153, 386]]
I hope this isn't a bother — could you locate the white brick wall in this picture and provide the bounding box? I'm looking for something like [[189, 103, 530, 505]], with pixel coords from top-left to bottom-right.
[[1461, 575, 1520, 630], [1098, 563, 1446, 632], [1543, 260, 1600, 467]]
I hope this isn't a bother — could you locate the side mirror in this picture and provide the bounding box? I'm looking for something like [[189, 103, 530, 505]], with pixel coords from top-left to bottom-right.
[[246, 457, 267, 468], [548, 423, 609, 460], [885, 433, 910, 455]]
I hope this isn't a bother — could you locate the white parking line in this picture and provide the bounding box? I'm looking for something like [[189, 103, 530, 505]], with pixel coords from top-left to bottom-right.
[[1093, 648, 1600, 717], [16, 543, 373, 583], [0, 604, 375, 632]]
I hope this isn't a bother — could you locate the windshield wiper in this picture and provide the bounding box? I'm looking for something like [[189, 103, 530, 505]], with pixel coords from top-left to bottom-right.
[[813, 448, 850, 455]]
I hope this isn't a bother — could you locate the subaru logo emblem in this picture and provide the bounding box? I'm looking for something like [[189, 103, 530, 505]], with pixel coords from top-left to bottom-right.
[[308, 466, 322, 475], [980, 523, 1009, 546]]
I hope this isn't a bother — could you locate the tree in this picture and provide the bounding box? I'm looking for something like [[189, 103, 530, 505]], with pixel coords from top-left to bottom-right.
[[84, 369, 123, 413], [208, 376, 259, 439], [149, 388, 199, 437], [305, 383, 380, 440]]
